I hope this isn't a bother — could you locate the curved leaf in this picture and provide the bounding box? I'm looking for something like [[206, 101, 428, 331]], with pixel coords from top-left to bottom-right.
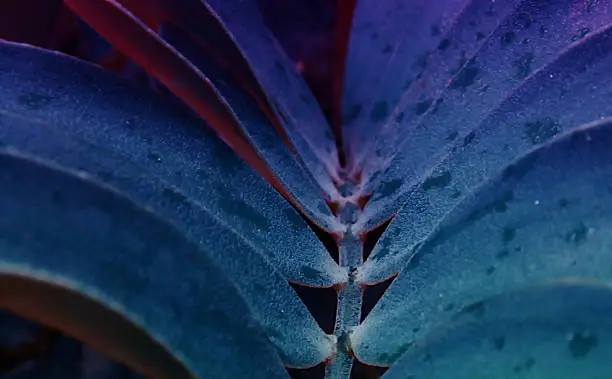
[[354, 0, 523, 186], [62, 0, 341, 231], [204, 0, 342, 200], [0, 40, 342, 365], [0, 38, 346, 284], [114, 0, 341, 198], [114, 0, 286, 141], [340, 0, 469, 173], [156, 22, 342, 236], [0, 148, 289, 379], [382, 281, 612, 379], [353, 117, 612, 364], [115, 0, 271, 109], [359, 0, 612, 230], [359, 21, 612, 282]]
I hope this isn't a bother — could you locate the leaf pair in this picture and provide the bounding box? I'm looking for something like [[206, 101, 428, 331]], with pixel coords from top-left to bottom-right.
[[0, 37, 343, 377], [353, 116, 612, 367], [63, 0, 344, 232], [355, 0, 612, 281]]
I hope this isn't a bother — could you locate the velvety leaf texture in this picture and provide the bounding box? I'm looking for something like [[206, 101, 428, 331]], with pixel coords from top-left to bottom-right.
[[157, 22, 341, 235], [353, 117, 612, 365], [0, 147, 289, 379], [382, 281, 612, 379], [0, 40, 340, 367], [341, 0, 469, 174], [2, 1, 612, 379], [204, 0, 342, 201], [355, 0, 612, 231], [360, 19, 612, 282]]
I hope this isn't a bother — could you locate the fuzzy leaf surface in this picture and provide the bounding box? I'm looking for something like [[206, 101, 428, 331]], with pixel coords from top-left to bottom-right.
[[360, 21, 612, 282], [0, 40, 340, 366], [353, 117, 612, 364]]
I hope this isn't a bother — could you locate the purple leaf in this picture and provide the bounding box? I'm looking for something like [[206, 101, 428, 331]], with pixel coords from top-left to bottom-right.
[[340, 0, 470, 177], [356, 0, 612, 230], [359, 20, 612, 282]]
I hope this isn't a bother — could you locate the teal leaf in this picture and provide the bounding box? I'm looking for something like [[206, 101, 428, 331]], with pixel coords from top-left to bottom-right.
[[359, 21, 612, 282], [382, 281, 612, 379], [353, 117, 612, 365], [357, 1, 612, 231], [0, 40, 341, 367], [157, 22, 342, 233], [0, 148, 289, 379]]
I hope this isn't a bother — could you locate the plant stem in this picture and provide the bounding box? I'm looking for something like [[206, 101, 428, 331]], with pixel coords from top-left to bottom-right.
[[325, 231, 362, 379]]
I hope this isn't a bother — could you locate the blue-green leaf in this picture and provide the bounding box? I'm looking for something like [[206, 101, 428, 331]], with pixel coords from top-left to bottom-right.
[[352, 117, 612, 365], [0, 40, 341, 366], [359, 21, 612, 282], [382, 281, 612, 379], [0, 148, 289, 379], [358, 1, 612, 231], [157, 22, 342, 233]]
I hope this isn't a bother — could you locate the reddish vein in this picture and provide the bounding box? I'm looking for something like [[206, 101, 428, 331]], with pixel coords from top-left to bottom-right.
[[330, 0, 357, 150], [64, 0, 299, 210], [116, 0, 295, 152]]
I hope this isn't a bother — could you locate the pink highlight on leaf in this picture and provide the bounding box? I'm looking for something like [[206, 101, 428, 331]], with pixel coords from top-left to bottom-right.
[[64, 0, 307, 218], [115, 0, 297, 153]]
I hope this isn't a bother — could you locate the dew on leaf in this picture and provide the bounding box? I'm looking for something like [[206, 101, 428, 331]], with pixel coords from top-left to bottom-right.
[[502, 226, 516, 244], [500, 31, 516, 47], [449, 62, 480, 91], [370, 101, 389, 122], [437, 38, 451, 51], [421, 171, 451, 191], [512, 52, 534, 79], [413, 99, 433, 116], [18, 93, 52, 110], [524, 118, 560, 145], [568, 331, 598, 358]]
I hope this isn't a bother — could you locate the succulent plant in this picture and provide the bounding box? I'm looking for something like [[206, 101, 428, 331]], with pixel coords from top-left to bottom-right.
[[1, 1, 612, 378]]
